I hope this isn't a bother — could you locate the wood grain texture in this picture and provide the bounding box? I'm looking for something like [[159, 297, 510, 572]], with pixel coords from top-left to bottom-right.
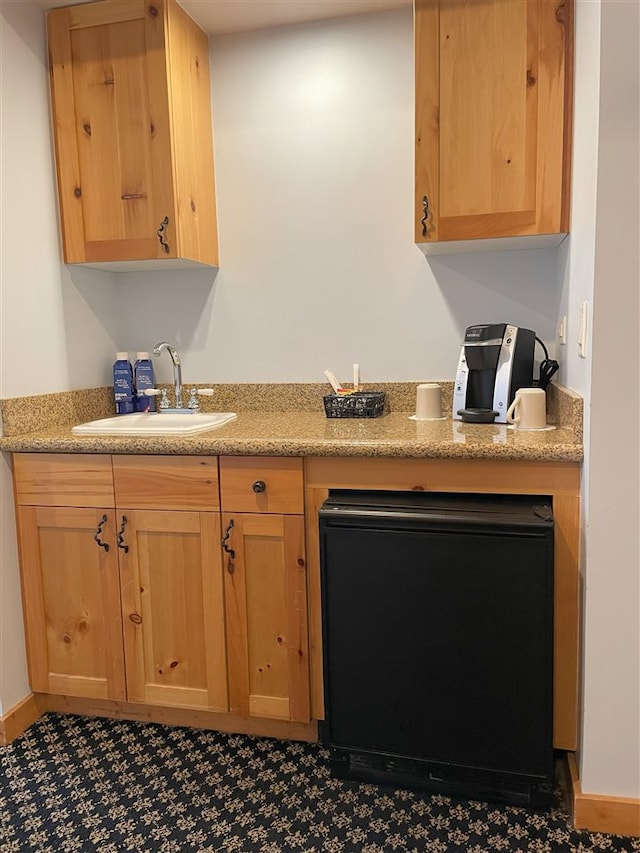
[[305, 456, 581, 749], [113, 455, 219, 511], [415, 0, 574, 244], [16, 505, 126, 700], [219, 457, 304, 515], [47, 1, 175, 262], [46, 0, 217, 266], [568, 753, 640, 837], [305, 487, 329, 721], [223, 512, 310, 723], [304, 456, 580, 495], [559, 0, 574, 232], [414, 0, 440, 241], [84, 238, 163, 263], [13, 453, 114, 508], [144, 0, 178, 258], [67, 0, 145, 29], [47, 6, 85, 262], [438, 0, 537, 219], [0, 694, 41, 746], [165, 0, 219, 265], [118, 509, 228, 711], [552, 494, 580, 749], [41, 693, 318, 743]]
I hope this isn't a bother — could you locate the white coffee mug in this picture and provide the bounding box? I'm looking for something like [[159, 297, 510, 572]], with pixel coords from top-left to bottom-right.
[[506, 388, 547, 430], [415, 383, 442, 420]]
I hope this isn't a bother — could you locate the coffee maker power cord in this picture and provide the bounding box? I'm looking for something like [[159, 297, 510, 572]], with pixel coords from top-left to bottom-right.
[[535, 336, 560, 390]]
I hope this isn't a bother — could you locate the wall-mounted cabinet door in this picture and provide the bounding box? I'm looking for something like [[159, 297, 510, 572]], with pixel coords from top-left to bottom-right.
[[118, 509, 228, 712], [47, 0, 218, 268], [222, 512, 310, 723], [16, 506, 125, 701], [415, 0, 573, 249]]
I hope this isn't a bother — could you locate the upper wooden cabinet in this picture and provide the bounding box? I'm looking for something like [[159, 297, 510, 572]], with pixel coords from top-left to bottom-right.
[[415, 0, 574, 251], [47, 0, 219, 269]]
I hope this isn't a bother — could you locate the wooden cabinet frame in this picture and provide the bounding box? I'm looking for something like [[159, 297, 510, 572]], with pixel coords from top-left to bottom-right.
[[12, 452, 580, 751], [305, 456, 581, 750], [12, 452, 317, 743], [47, 0, 218, 268], [414, 0, 574, 248]]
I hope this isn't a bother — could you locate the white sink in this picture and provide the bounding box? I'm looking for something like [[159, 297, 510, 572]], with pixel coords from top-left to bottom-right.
[[72, 412, 238, 436]]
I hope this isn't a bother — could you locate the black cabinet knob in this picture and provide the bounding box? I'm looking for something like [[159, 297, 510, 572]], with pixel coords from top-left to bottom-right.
[[252, 480, 266, 494]]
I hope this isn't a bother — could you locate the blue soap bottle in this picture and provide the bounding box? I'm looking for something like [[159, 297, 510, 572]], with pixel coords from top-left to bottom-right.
[[113, 353, 135, 415], [134, 351, 156, 412]]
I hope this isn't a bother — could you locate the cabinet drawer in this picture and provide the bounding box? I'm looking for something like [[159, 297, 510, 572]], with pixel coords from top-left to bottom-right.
[[13, 453, 114, 507], [113, 456, 219, 511], [219, 457, 304, 515]]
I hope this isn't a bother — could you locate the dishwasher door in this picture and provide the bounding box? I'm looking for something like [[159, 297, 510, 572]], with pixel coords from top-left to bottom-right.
[[319, 490, 554, 806]]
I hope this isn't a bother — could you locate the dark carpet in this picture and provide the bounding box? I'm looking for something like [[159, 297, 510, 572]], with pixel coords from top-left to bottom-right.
[[0, 713, 637, 852]]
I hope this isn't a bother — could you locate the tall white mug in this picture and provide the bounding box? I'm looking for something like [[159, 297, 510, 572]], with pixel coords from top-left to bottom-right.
[[506, 388, 547, 430]]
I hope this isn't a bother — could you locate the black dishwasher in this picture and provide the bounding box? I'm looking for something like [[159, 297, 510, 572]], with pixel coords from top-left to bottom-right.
[[319, 490, 554, 807]]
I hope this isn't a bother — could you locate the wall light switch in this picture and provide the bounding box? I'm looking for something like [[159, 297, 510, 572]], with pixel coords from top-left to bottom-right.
[[578, 302, 588, 358], [558, 315, 567, 345]]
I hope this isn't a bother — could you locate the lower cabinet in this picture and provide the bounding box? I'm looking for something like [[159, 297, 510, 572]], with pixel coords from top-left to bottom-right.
[[222, 512, 309, 723], [219, 456, 310, 724], [16, 504, 125, 701], [118, 509, 228, 712], [12, 452, 310, 728]]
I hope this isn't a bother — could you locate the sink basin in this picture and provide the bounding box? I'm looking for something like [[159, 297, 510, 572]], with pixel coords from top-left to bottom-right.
[[72, 412, 238, 436]]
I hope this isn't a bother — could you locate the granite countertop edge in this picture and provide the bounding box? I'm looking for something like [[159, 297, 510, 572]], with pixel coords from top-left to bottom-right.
[[0, 411, 584, 463]]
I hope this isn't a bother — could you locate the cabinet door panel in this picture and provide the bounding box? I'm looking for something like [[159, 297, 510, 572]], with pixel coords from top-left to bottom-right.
[[48, 2, 175, 263], [17, 506, 125, 700], [119, 510, 227, 711], [223, 513, 310, 723], [439, 0, 537, 222], [72, 22, 159, 246], [415, 0, 572, 243]]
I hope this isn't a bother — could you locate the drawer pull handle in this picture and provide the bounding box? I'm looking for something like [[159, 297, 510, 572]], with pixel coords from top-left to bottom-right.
[[94, 514, 109, 552], [157, 215, 170, 253], [117, 515, 129, 553], [421, 194, 433, 237], [222, 518, 235, 557], [222, 518, 235, 574], [252, 480, 266, 494]]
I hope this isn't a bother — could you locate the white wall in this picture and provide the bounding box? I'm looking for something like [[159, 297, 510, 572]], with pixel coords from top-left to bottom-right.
[[2, 0, 637, 805], [0, 2, 119, 400], [579, 0, 640, 798], [117, 9, 560, 388], [555, 0, 600, 399]]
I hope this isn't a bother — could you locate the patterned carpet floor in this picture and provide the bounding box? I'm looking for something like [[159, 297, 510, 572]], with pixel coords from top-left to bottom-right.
[[0, 713, 638, 853]]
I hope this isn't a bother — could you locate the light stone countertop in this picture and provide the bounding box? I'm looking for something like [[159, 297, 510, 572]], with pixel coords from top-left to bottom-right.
[[0, 409, 582, 461], [0, 383, 583, 461]]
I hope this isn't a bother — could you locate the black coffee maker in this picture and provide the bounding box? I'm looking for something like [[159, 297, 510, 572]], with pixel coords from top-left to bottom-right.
[[453, 323, 536, 423]]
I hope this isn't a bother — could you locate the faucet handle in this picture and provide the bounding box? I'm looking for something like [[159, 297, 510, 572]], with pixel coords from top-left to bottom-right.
[[187, 387, 215, 412], [142, 388, 168, 411], [187, 388, 200, 411]]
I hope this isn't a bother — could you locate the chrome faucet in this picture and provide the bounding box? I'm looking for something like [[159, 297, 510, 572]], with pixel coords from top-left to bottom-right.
[[152, 342, 184, 409]]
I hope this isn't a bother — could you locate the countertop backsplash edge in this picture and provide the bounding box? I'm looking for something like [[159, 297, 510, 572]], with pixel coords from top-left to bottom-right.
[[0, 381, 582, 443]]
